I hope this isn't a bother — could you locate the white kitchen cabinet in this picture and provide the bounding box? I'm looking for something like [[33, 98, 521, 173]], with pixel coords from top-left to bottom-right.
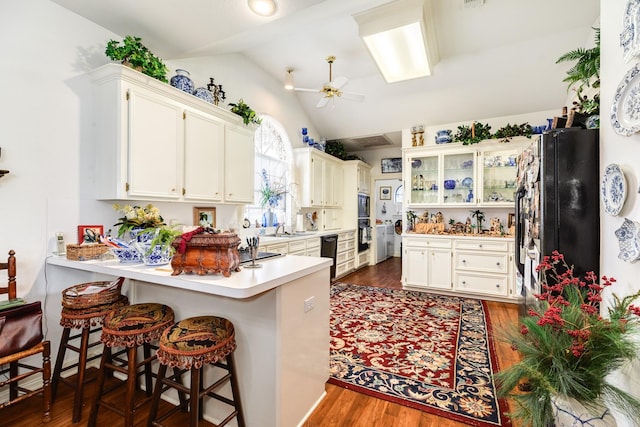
[[375, 225, 388, 263], [402, 234, 516, 302], [294, 147, 344, 208], [336, 231, 356, 279], [321, 208, 341, 231], [305, 237, 321, 257], [402, 236, 452, 290], [183, 110, 224, 201], [224, 124, 255, 203], [357, 163, 372, 194], [91, 64, 254, 203]]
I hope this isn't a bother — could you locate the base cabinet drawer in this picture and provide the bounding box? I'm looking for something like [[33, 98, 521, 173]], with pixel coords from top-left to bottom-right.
[[455, 252, 508, 274], [288, 239, 306, 253], [306, 247, 321, 257], [454, 273, 509, 296]]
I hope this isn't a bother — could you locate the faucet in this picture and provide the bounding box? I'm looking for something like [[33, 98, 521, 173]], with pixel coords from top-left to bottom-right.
[[275, 224, 285, 237]]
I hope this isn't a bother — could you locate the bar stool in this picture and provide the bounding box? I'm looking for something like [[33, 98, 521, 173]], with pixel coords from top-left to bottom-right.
[[88, 302, 174, 427], [51, 292, 129, 422], [51, 278, 127, 423], [147, 316, 245, 427]]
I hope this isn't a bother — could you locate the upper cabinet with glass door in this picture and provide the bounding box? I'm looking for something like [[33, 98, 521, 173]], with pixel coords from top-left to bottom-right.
[[404, 137, 530, 208]]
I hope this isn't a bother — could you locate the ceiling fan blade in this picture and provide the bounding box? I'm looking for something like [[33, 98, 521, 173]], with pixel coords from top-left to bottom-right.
[[316, 96, 330, 108], [293, 87, 321, 93], [340, 92, 365, 102], [331, 76, 348, 90]]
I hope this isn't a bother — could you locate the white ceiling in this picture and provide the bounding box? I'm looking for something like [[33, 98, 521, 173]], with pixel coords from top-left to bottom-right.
[[52, 0, 600, 151]]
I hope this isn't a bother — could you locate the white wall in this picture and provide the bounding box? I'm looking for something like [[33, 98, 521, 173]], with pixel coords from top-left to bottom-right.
[[601, 2, 640, 423], [0, 1, 316, 303]]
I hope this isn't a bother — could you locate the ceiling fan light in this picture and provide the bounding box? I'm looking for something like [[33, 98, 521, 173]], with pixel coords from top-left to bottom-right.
[[284, 68, 294, 90], [247, 0, 277, 17], [354, 0, 439, 83]]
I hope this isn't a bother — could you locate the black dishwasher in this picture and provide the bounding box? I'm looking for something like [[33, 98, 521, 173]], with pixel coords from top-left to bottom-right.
[[320, 234, 338, 279]]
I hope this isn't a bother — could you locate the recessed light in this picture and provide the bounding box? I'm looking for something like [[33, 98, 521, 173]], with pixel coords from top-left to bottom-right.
[[248, 0, 277, 17]]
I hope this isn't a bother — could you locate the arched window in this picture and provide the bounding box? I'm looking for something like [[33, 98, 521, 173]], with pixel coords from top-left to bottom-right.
[[244, 115, 293, 228]]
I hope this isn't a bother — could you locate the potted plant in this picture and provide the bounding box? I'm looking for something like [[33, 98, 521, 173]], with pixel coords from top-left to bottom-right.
[[496, 251, 640, 427], [228, 98, 262, 125], [556, 28, 600, 121], [259, 168, 286, 209], [105, 35, 169, 83], [112, 203, 165, 239]]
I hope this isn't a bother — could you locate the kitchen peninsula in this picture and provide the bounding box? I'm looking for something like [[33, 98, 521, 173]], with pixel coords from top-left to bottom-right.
[[46, 254, 332, 427]]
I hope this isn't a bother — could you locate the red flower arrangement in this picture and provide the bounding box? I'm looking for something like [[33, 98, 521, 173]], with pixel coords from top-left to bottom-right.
[[496, 250, 640, 427]]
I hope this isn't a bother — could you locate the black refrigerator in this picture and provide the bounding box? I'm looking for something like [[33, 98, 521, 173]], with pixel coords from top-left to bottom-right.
[[514, 128, 600, 313]]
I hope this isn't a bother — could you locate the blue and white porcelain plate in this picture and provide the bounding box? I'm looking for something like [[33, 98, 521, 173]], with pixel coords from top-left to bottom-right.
[[621, 0, 640, 62], [615, 218, 640, 262], [611, 63, 640, 136], [461, 177, 473, 188], [601, 164, 627, 216]]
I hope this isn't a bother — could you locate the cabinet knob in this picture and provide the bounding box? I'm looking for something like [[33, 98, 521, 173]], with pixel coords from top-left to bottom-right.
[[462, 259, 466, 263], [496, 262, 500, 266], [495, 284, 500, 288], [461, 281, 466, 285], [478, 244, 483, 248]]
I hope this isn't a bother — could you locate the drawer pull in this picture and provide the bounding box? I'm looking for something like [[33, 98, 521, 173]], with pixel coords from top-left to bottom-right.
[[495, 284, 500, 288], [496, 262, 501, 266], [461, 281, 466, 285], [478, 244, 483, 248], [462, 259, 466, 263]]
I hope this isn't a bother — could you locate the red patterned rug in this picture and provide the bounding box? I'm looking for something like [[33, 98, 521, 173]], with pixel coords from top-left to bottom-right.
[[329, 283, 511, 427]]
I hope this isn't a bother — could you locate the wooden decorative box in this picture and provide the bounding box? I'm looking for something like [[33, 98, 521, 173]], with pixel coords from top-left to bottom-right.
[[171, 232, 241, 277]]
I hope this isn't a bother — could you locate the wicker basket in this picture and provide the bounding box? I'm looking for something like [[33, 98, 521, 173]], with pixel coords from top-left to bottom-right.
[[61, 277, 125, 309], [66, 243, 109, 261]]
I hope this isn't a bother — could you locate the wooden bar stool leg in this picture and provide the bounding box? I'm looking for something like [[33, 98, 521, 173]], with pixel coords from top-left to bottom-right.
[[198, 368, 204, 421], [88, 346, 111, 427], [147, 363, 167, 427], [227, 354, 246, 427], [42, 341, 52, 423], [51, 326, 71, 400], [70, 327, 91, 423], [189, 366, 200, 427], [143, 342, 153, 396], [125, 346, 138, 427], [9, 362, 18, 401]]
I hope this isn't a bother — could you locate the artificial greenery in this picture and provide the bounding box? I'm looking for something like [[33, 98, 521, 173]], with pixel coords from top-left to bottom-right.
[[105, 35, 168, 83], [324, 140, 348, 160], [556, 28, 600, 115], [229, 98, 262, 125], [496, 251, 640, 427], [454, 122, 492, 145], [113, 204, 165, 238], [493, 123, 533, 142], [470, 209, 485, 231], [146, 226, 182, 256], [259, 168, 286, 208]]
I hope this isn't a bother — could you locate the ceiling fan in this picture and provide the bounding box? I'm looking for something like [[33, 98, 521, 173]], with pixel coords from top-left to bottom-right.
[[288, 56, 365, 108]]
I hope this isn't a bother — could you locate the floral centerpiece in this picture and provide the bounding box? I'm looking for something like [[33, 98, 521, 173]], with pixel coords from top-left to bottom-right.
[[496, 251, 640, 427], [113, 204, 165, 238]]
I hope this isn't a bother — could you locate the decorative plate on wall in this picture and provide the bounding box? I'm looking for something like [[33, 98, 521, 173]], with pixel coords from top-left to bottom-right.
[[621, 0, 640, 62], [601, 164, 627, 216], [614, 218, 640, 262], [611, 63, 640, 136]]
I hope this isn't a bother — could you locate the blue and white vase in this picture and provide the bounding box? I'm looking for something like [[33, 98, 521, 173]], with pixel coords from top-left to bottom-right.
[[194, 87, 214, 103], [111, 247, 143, 264], [551, 394, 616, 426], [170, 69, 194, 94], [143, 245, 172, 266], [129, 228, 157, 245]]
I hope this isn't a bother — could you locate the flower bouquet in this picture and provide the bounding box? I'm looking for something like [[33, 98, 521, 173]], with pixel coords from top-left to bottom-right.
[[496, 251, 640, 427], [112, 204, 165, 238]]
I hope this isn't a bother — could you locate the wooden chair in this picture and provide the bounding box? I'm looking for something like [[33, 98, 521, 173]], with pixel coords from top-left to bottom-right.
[[0, 249, 52, 422]]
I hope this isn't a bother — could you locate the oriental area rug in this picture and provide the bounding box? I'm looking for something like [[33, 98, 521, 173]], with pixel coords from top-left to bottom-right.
[[329, 283, 511, 427]]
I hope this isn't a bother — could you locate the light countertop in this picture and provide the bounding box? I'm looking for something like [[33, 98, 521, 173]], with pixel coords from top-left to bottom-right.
[[46, 254, 332, 299]]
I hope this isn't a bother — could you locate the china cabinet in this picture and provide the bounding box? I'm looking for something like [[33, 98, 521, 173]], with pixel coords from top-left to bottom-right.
[[404, 138, 529, 207], [91, 64, 255, 203]]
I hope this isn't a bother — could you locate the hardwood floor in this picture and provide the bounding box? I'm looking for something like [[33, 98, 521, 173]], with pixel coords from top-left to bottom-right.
[[1, 257, 520, 427]]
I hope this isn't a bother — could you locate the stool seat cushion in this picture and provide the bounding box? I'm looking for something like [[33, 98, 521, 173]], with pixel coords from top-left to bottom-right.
[[60, 295, 129, 329], [158, 316, 236, 369], [102, 303, 174, 348]]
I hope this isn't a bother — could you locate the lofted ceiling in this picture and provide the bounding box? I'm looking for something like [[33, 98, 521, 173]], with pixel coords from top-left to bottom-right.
[[51, 0, 599, 151]]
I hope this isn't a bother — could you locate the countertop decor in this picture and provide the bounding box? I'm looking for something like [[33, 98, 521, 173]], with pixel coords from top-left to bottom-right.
[[495, 250, 640, 427]]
